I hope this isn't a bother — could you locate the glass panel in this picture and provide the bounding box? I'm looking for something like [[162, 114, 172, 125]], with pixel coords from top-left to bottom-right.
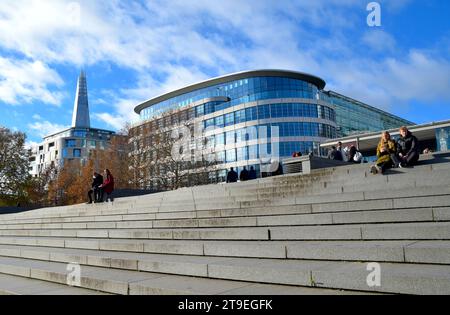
[[225, 113, 234, 127], [226, 131, 235, 145], [65, 139, 76, 148]]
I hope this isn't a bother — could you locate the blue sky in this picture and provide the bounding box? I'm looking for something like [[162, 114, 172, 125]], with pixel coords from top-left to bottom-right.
[[0, 0, 449, 146]]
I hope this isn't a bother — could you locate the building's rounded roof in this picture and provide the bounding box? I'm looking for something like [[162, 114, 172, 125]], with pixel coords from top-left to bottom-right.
[[134, 69, 326, 114]]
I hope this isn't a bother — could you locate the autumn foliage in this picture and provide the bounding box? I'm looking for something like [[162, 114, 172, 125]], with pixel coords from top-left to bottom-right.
[[43, 134, 133, 206]]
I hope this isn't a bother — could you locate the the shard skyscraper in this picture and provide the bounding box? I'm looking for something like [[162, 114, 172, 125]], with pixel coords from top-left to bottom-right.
[[71, 70, 91, 129], [29, 70, 117, 177]]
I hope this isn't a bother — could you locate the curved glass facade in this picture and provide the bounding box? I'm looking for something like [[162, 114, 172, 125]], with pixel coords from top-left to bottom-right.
[[140, 76, 320, 121], [131, 70, 412, 189]]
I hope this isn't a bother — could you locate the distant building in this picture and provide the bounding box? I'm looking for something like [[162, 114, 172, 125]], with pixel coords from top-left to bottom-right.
[[130, 69, 413, 189], [29, 71, 116, 177]]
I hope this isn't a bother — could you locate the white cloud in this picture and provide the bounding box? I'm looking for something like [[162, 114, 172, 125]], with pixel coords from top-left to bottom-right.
[[0, 0, 449, 124], [28, 121, 69, 138], [93, 113, 130, 131], [362, 29, 397, 53], [383, 51, 450, 101], [93, 64, 209, 130], [0, 57, 64, 106], [25, 140, 40, 150], [323, 50, 450, 111]]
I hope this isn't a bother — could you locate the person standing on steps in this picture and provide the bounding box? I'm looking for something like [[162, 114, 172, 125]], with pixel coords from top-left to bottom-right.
[[397, 126, 420, 167], [248, 166, 257, 180], [87, 172, 103, 204], [371, 131, 397, 175], [99, 169, 115, 202], [226, 167, 238, 183], [239, 166, 249, 182], [336, 142, 344, 161]]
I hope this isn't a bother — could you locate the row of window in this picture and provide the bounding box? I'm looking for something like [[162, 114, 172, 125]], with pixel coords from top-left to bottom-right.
[[65, 139, 106, 149], [67, 130, 113, 140], [139, 76, 320, 120], [320, 93, 411, 137], [141, 90, 320, 121], [62, 148, 81, 158], [136, 103, 335, 138], [206, 141, 320, 164], [204, 123, 336, 145], [137, 122, 336, 152], [202, 103, 336, 130]]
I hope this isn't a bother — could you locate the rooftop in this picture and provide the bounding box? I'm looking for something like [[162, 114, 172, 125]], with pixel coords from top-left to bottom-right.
[[134, 69, 326, 114]]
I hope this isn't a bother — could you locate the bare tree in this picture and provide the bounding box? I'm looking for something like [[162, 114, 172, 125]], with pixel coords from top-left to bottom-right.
[[147, 123, 219, 191], [0, 127, 31, 205]]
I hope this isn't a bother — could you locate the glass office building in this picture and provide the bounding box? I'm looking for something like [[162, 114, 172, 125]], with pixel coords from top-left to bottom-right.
[[320, 91, 413, 137], [130, 70, 412, 188]]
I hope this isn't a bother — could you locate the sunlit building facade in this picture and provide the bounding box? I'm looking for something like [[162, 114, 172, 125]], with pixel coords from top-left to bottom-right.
[[130, 70, 412, 188]]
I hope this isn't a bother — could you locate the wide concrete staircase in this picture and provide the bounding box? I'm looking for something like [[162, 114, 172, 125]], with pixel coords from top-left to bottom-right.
[[0, 153, 450, 295]]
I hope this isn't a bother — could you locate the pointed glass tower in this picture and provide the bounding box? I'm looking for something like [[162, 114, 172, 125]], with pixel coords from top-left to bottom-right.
[[71, 70, 91, 129]]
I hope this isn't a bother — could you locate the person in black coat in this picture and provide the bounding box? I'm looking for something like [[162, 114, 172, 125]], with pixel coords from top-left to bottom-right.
[[239, 167, 249, 182], [248, 166, 257, 180], [327, 146, 343, 161], [397, 126, 420, 167], [87, 172, 104, 204], [226, 167, 238, 183]]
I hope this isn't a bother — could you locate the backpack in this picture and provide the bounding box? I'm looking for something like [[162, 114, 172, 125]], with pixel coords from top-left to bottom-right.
[[353, 151, 363, 163]]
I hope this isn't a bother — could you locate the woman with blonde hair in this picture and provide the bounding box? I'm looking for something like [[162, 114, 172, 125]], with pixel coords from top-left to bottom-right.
[[371, 131, 398, 175]]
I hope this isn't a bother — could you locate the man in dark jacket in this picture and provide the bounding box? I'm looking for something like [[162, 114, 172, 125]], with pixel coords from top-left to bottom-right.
[[239, 167, 249, 182], [226, 167, 238, 183], [327, 146, 343, 161], [397, 126, 420, 167], [87, 172, 103, 204], [248, 166, 257, 180]]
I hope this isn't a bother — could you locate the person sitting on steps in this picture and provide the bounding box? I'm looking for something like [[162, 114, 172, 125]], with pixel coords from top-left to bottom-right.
[[371, 131, 398, 175], [87, 172, 103, 204], [397, 126, 420, 167]]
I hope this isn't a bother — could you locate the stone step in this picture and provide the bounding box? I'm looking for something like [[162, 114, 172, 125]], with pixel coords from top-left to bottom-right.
[[223, 174, 450, 198], [0, 227, 271, 240], [2, 168, 440, 220], [208, 257, 450, 295], [197, 163, 450, 194], [0, 207, 445, 230], [224, 163, 447, 187], [1, 221, 450, 241], [0, 256, 360, 295], [0, 273, 109, 295], [2, 163, 450, 220], [2, 187, 449, 226], [1, 238, 450, 265], [3, 163, 448, 219], [270, 222, 450, 240], [1, 247, 449, 294]]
